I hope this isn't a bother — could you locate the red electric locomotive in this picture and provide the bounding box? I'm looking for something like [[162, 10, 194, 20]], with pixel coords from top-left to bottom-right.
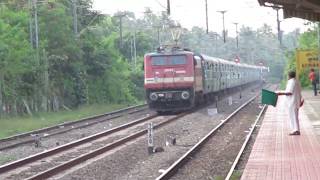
[[144, 47, 203, 112], [144, 46, 265, 113]]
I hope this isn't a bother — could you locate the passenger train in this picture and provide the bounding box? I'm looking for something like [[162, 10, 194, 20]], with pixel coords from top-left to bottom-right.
[[144, 46, 268, 112]]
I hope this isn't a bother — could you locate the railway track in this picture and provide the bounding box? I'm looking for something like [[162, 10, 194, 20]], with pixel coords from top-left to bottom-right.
[[0, 84, 271, 179], [225, 104, 267, 180], [155, 93, 266, 180], [0, 104, 147, 151], [0, 112, 192, 179]]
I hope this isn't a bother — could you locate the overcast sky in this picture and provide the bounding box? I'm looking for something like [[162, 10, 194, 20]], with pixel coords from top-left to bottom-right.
[[92, 0, 309, 36]]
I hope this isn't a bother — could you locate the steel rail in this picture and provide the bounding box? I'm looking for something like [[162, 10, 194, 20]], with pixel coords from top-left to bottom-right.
[[25, 113, 188, 180], [0, 104, 146, 143], [156, 95, 258, 180], [0, 104, 147, 151], [0, 113, 156, 174], [225, 104, 267, 180]]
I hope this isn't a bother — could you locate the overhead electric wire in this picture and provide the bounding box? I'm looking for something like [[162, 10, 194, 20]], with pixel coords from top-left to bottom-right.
[[154, 0, 167, 9]]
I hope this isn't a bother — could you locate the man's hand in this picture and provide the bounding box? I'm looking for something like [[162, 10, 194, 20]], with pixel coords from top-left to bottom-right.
[[277, 92, 292, 96], [300, 99, 304, 107]]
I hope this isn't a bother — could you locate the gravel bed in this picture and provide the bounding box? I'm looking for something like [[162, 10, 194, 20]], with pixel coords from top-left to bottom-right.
[[0, 109, 155, 166], [233, 111, 266, 178], [169, 98, 262, 180], [54, 85, 261, 180], [0, 115, 170, 180], [0, 107, 148, 149], [232, 84, 277, 179]]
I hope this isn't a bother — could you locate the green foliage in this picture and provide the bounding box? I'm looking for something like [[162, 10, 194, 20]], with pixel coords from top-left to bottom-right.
[[0, 6, 35, 114], [299, 69, 311, 88], [282, 23, 319, 88], [298, 29, 318, 49], [0, 2, 303, 118], [129, 62, 145, 100], [0, 7, 34, 75]]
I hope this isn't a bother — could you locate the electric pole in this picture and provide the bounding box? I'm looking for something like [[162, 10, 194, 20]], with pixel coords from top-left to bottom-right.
[[274, 7, 282, 45], [217, 10, 227, 43], [233, 22, 239, 49], [212, 32, 218, 54], [133, 30, 137, 69], [30, 0, 41, 111], [28, 0, 34, 47], [115, 13, 127, 48], [72, 0, 78, 36], [130, 36, 133, 63], [34, 0, 39, 52], [167, 0, 170, 15], [205, 0, 208, 34], [153, 25, 162, 46], [318, 22, 320, 86]]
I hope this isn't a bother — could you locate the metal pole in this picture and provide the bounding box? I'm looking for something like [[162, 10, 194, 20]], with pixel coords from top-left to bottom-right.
[[33, 0, 40, 68], [205, 0, 208, 34], [217, 11, 227, 43], [28, 0, 34, 47], [167, 0, 170, 15], [33, 0, 40, 110], [157, 27, 160, 46], [133, 30, 137, 69], [120, 17, 123, 48], [222, 13, 225, 43], [251, 49, 254, 64], [318, 22, 320, 88], [214, 33, 218, 54], [42, 49, 49, 112], [114, 13, 126, 48], [234, 22, 239, 49], [275, 7, 282, 45], [34, 0, 39, 51], [0, 73, 3, 117], [72, 0, 78, 36], [130, 36, 133, 63]]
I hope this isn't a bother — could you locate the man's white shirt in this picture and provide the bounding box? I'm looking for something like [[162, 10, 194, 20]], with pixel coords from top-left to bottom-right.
[[285, 78, 302, 109]]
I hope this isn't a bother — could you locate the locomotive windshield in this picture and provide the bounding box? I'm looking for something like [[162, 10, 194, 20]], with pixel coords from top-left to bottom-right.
[[151, 55, 186, 66]]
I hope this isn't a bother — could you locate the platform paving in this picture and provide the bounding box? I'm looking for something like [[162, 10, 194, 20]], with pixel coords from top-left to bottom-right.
[[241, 90, 320, 180]]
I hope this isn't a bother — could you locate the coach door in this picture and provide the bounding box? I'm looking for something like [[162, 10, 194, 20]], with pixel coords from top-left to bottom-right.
[[193, 55, 203, 92]]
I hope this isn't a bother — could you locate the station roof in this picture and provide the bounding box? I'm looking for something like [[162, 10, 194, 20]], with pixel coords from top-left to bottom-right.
[[258, 0, 320, 21]]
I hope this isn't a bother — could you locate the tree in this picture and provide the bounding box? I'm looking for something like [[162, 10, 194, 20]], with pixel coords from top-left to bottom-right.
[[0, 6, 34, 115]]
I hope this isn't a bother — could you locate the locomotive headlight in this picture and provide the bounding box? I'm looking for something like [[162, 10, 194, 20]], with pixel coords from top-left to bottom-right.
[[181, 91, 190, 100], [149, 93, 158, 101]]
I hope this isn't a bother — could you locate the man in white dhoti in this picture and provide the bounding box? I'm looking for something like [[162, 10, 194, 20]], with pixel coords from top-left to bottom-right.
[[277, 71, 303, 135]]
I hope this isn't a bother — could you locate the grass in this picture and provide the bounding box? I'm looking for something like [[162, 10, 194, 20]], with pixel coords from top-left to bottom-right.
[[0, 104, 130, 139], [209, 170, 242, 180], [230, 170, 243, 180], [0, 155, 16, 165]]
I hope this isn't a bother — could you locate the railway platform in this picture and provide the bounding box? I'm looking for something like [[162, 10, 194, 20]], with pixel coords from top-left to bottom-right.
[[241, 90, 320, 180]]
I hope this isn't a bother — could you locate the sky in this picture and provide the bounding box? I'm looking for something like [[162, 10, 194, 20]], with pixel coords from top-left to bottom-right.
[[92, 0, 309, 37]]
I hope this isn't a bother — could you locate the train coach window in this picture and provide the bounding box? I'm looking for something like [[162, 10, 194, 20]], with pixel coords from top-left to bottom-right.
[[151, 55, 187, 66], [171, 55, 187, 65], [151, 56, 166, 65]]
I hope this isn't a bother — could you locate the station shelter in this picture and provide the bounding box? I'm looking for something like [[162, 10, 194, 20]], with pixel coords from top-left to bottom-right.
[[259, 0, 320, 84], [240, 1, 320, 180]]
